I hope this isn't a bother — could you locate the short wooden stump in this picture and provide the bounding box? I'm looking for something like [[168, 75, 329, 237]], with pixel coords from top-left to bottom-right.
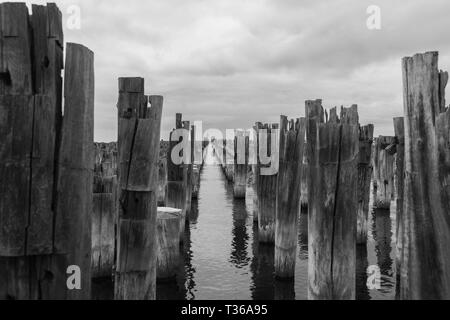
[[157, 207, 182, 281]]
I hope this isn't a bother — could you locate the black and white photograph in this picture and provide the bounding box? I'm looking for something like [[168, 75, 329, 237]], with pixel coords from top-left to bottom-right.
[[0, 0, 450, 310]]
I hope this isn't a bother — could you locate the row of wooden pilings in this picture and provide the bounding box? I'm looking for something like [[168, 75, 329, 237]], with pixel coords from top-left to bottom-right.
[[0, 2, 205, 299], [1, 3, 450, 300], [93, 90, 206, 299], [213, 52, 450, 300]]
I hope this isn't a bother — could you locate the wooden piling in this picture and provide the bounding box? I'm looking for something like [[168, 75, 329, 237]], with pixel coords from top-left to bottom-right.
[[252, 124, 261, 223], [156, 207, 181, 281], [275, 116, 306, 278], [233, 130, 249, 199], [115, 78, 163, 300], [299, 149, 308, 212], [339, 106, 374, 245], [400, 51, 450, 299], [0, 3, 79, 300], [307, 101, 359, 300], [305, 99, 325, 214], [183, 121, 193, 214], [356, 125, 374, 244], [256, 123, 279, 244], [252, 164, 259, 223], [393, 117, 404, 297], [52, 43, 95, 299], [225, 140, 235, 182], [191, 125, 201, 199], [94, 142, 118, 176], [166, 114, 188, 242], [157, 158, 168, 206], [372, 136, 395, 209], [92, 143, 118, 279], [92, 176, 117, 279], [192, 165, 200, 199]]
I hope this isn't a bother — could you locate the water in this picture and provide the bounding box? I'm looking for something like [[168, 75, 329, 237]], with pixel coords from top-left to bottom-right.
[[156, 145, 397, 300]]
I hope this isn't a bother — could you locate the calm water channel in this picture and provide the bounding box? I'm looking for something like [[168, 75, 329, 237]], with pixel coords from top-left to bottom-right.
[[155, 145, 397, 300]]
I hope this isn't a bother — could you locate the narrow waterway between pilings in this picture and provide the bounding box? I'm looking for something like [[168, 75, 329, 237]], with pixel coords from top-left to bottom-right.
[[154, 145, 397, 300]]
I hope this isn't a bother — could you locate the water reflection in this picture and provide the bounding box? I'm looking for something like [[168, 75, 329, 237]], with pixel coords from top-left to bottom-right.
[[298, 211, 308, 260], [356, 244, 370, 300], [230, 198, 251, 268], [371, 209, 394, 294], [250, 225, 275, 300]]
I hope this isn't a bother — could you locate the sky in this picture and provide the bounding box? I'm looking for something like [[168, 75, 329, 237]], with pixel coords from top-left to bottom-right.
[[20, 0, 450, 141]]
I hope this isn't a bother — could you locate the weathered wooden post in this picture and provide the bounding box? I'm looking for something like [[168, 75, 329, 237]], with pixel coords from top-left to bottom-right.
[[94, 142, 117, 176], [372, 136, 395, 209], [305, 99, 325, 215], [192, 165, 200, 199], [233, 130, 249, 199], [157, 207, 181, 281], [183, 121, 193, 213], [307, 101, 359, 300], [157, 157, 168, 206], [54, 42, 95, 300], [157, 140, 169, 206], [92, 143, 118, 279], [0, 3, 58, 300], [224, 140, 234, 182], [275, 116, 306, 278], [356, 125, 374, 244], [339, 106, 374, 245], [222, 139, 227, 172], [256, 123, 279, 244], [167, 114, 188, 242], [115, 78, 163, 300], [92, 176, 117, 279], [400, 51, 450, 300], [299, 149, 308, 212], [0, 3, 95, 300], [393, 117, 404, 295], [252, 123, 260, 223], [191, 125, 201, 199]]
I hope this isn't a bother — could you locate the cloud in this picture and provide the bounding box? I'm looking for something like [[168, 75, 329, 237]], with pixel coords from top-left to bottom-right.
[[19, 0, 450, 141]]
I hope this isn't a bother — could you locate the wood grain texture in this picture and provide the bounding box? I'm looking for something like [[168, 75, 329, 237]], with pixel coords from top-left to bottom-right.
[[92, 191, 116, 279], [0, 3, 32, 95], [307, 105, 359, 300], [158, 156, 168, 206], [305, 100, 325, 214], [115, 79, 162, 300], [400, 52, 450, 300], [54, 43, 94, 299], [393, 117, 405, 298], [156, 208, 181, 280], [94, 142, 117, 177], [166, 115, 188, 242], [275, 116, 306, 278], [0, 95, 34, 256], [92, 144, 117, 279], [256, 123, 278, 244], [28, 95, 57, 255], [356, 124, 374, 245], [372, 136, 395, 209], [166, 181, 187, 242], [183, 121, 193, 214]]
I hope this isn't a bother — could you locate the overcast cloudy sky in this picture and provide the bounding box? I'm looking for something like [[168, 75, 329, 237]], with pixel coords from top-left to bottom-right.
[[23, 0, 450, 141]]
